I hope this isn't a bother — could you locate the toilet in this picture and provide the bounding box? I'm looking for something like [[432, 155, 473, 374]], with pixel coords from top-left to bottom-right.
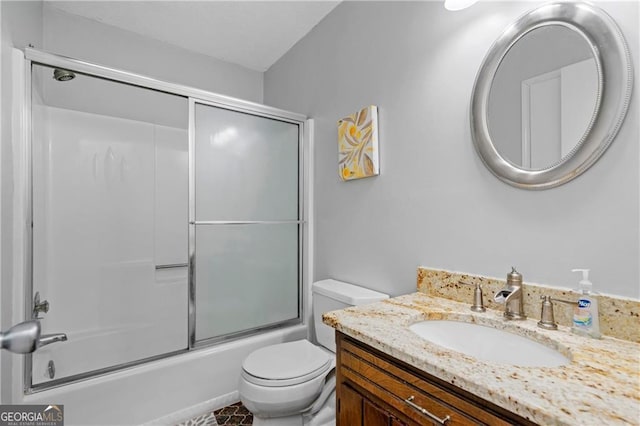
[[239, 279, 389, 426]]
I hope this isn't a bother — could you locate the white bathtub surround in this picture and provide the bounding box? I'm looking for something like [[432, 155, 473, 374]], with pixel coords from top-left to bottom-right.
[[31, 100, 189, 385]]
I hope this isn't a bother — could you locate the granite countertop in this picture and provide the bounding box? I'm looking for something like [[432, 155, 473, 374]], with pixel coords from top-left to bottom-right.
[[323, 292, 640, 426]]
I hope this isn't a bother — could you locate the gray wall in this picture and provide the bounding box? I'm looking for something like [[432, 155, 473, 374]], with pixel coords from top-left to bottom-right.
[[42, 4, 263, 103], [264, 1, 640, 298]]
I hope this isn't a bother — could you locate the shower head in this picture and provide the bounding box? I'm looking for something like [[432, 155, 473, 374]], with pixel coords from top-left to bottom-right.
[[53, 68, 75, 82]]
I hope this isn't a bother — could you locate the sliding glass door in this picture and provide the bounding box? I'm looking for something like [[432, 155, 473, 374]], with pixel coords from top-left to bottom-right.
[[192, 102, 302, 343], [26, 52, 305, 391]]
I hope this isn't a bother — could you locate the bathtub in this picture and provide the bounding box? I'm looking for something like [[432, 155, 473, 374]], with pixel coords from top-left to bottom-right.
[[17, 324, 307, 425]]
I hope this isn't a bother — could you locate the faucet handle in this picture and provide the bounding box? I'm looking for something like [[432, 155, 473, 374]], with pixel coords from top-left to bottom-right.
[[537, 295, 558, 330], [537, 296, 578, 330], [551, 297, 578, 306], [32, 292, 49, 319], [459, 281, 486, 313]]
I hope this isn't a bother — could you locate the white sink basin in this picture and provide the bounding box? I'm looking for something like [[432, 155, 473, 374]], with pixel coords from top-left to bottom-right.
[[409, 320, 569, 367]]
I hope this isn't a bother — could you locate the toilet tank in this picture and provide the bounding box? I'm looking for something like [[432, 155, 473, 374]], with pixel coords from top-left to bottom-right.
[[312, 279, 389, 353]]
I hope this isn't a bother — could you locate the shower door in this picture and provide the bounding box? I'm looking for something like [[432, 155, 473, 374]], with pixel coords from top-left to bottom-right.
[[24, 50, 306, 392], [191, 101, 302, 344], [30, 63, 189, 387]]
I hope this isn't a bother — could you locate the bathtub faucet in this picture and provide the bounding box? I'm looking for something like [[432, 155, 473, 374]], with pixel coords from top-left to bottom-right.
[[39, 333, 68, 348], [0, 320, 41, 353], [0, 320, 67, 354]]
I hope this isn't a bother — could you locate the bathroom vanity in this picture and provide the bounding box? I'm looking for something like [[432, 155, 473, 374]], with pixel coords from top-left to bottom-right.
[[324, 293, 640, 425], [336, 332, 534, 425]]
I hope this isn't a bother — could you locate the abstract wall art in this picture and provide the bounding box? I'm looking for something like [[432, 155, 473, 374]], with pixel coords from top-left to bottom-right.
[[337, 105, 379, 181]]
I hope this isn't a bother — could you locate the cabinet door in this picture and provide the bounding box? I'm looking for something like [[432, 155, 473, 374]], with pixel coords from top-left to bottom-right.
[[339, 383, 408, 426], [338, 384, 363, 426], [364, 399, 390, 426], [364, 399, 407, 426]]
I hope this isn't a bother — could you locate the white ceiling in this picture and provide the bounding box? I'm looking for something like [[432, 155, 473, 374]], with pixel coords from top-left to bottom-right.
[[45, 1, 341, 72]]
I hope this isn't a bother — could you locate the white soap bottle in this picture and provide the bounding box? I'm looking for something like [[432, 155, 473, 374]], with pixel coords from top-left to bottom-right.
[[571, 269, 601, 339]]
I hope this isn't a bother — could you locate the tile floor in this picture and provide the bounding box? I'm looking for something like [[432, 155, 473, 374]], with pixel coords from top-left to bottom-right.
[[177, 402, 253, 426], [176, 410, 217, 426], [213, 402, 253, 425]]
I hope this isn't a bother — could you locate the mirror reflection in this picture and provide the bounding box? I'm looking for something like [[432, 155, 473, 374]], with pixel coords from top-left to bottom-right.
[[487, 25, 598, 170]]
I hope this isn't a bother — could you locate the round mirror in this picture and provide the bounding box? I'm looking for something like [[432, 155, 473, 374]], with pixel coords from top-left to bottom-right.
[[471, 2, 633, 189], [488, 25, 599, 170]]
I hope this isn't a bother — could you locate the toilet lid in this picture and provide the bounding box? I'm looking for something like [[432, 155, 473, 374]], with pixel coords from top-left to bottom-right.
[[242, 340, 332, 387]]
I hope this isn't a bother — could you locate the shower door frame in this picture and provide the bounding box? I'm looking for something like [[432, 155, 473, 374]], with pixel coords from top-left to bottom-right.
[[21, 48, 309, 393], [188, 98, 306, 348]]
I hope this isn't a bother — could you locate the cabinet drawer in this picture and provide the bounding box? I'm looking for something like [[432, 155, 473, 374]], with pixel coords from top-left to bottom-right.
[[340, 338, 512, 426]]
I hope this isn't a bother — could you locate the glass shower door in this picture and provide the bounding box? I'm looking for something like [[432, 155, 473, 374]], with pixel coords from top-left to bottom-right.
[[192, 102, 301, 343], [30, 64, 189, 387]]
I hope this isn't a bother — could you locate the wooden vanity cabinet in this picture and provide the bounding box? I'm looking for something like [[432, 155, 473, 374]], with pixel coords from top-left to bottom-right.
[[336, 332, 537, 426], [339, 382, 406, 426]]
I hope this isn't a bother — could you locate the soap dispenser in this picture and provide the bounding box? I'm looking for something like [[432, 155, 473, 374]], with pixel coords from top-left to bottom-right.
[[571, 269, 601, 339]]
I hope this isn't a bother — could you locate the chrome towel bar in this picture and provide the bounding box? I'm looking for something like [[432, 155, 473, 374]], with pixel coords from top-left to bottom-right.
[[155, 263, 188, 270]]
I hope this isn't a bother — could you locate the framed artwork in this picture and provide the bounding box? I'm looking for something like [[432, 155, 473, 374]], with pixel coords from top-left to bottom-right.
[[337, 105, 379, 181]]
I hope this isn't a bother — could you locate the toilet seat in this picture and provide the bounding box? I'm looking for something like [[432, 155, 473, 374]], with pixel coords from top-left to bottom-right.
[[242, 340, 332, 387]]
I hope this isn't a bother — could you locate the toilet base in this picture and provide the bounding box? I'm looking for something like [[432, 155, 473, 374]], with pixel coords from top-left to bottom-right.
[[243, 372, 336, 426], [304, 400, 335, 426]]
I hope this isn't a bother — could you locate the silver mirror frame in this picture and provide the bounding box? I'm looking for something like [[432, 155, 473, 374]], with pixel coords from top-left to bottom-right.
[[470, 2, 633, 190]]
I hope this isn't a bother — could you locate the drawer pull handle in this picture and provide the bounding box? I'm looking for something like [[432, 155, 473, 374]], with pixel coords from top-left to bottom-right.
[[404, 396, 451, 425]]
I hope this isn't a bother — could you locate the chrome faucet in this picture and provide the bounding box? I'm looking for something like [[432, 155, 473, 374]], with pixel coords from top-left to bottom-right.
[[494, 267, 526, 320], [39, 333, 68, 348], [0, 320, 41, 354], [0, 320, 67, 354]]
